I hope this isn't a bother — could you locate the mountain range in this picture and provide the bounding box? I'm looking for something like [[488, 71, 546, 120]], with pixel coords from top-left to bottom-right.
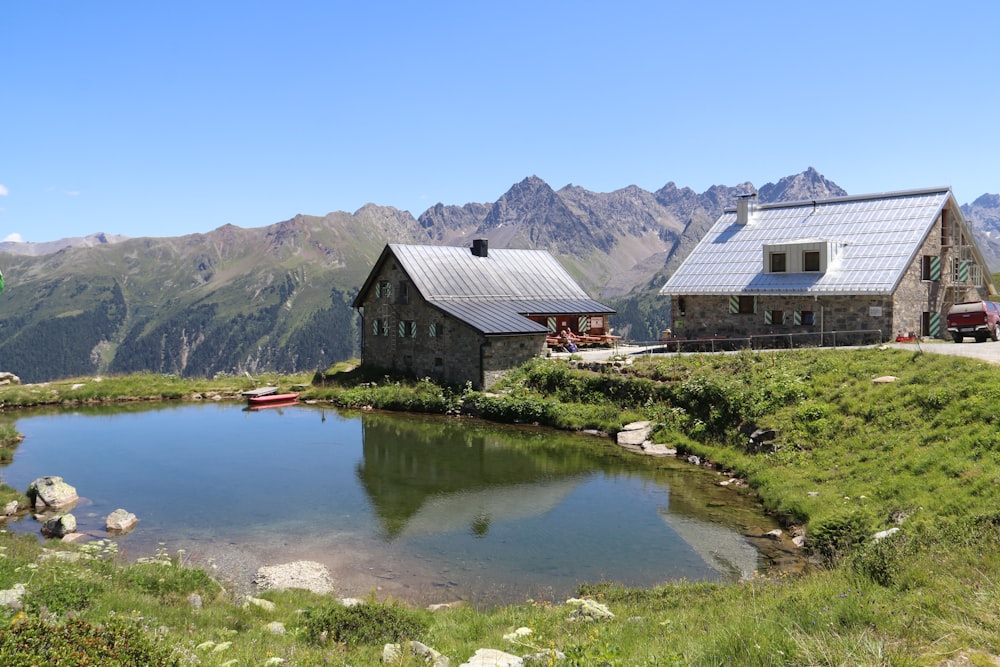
[[1, 168, 997, 383]]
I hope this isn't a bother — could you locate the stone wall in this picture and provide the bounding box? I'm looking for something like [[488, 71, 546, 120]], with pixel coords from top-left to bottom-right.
[[669, 210, 993, 344], [357, 257, 545, 389]]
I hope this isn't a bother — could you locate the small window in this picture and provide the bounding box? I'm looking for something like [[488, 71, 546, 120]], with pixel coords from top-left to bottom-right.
[[398, 320, 416, 338], [738, 295, 755, 314], [770, 252, 787, 273], [766, 310, 784, 325], [801, 311, 815, 326], [803, 251, 821, 272], [377, 281, 392, 300], [398, 281, 409, 305]]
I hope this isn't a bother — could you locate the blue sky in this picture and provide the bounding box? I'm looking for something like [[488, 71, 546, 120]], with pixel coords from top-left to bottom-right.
[[3, 1, 998, 243]]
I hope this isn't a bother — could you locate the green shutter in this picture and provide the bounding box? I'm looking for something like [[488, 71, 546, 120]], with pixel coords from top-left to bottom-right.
[[398, 320, 405, 337], [929, 311, 941, 336], [729, 296, 739, 314], [547, 317, 557, 333], [578, 316, 590, 333], [764, 310, 772, 325], [428, 322, 437, 337], [374, 283, 381, 298], [793, 310, 802, 326], [930, 256, 941, 281], [372, 319, 380, 336]]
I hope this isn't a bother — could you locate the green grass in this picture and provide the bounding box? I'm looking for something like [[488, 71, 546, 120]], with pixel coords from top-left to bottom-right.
[[1, 349, 1000, 664]]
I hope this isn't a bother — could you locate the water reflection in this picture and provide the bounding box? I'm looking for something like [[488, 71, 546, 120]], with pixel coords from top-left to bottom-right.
[[0, 404, 796, 604]]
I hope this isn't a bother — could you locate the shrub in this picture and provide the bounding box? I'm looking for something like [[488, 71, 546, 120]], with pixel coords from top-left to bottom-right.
[[302, 600, 428, 646], [851, 531, 914, 587], [808, 511, 870, 566], [0, 615, 178, 666]]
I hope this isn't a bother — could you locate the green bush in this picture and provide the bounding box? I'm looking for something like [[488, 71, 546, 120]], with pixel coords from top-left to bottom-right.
[[302, 600, 428, 646], [0, 615, 178, 666], [851, 531, 913, 587], [808, 511, 870, 566]]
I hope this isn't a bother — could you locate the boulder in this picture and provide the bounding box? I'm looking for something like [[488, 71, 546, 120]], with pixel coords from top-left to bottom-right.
[[26, 476, 78, 510], [459, 648, 521, 667], [105, 508, 139, 533], [253, 561, 334, 594], [0, 584, 26, 609], [384, 641, 449, 666], [617, 422, 652, 447], [566, 597, 614, 622], [0, 372, 20, 386], [3, 500, 18, 517], [41, 513, 77, 538]]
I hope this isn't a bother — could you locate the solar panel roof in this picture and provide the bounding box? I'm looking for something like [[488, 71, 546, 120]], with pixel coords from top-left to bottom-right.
[[383, 244, 614, 335], [660, 188, 959, 296]]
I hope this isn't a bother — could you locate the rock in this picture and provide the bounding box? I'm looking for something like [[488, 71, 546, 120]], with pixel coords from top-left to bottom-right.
[[3, 501, 19, 516], [792, 535, 807, 548], [341, 597, 364, 607], [26, 476, 78, 510], [460, 648, 521, 667], [41, 513, 77, 538], [60, 532, 87, 544], [872, 376, 898, 383], [0, 372, 21, 386], [617, 423, 652, 447], [253, 561, 334, 594], [807, 491, 820, 497], [188, 593, 203, 609], [266, 622, 286, 635], [687, 455, 701, 466], [523, 650, 566, 665], [0, 584, 26, 609], [764, 529, 783, 540], [384, 641, 449, 666], [872, 527, 900, 542], [427, 600, 465, 612], [566, 597, 614, 622], [244, 596, 276, 612], [621, 420, 652, 431], [105, 508, 138, 533], [641, 443, 676, 457]]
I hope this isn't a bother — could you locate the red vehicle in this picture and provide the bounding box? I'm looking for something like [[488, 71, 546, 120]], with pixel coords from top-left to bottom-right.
[[946, 300, 1000, 343]]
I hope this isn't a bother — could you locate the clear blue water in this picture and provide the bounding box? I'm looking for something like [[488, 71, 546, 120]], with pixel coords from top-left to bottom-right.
[[2, 403, 788, 605]]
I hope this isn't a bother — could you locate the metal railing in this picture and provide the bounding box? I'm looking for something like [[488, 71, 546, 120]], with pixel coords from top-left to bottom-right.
[[621, 329, 885, 355]]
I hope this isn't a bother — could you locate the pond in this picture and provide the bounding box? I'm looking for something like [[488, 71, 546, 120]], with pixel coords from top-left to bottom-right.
[[1, 403, 799, 605]]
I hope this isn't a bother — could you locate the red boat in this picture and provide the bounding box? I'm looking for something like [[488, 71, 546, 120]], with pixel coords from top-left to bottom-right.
[[247, 392, 299, 406]]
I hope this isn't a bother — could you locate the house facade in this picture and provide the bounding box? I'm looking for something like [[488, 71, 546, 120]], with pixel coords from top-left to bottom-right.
[[660, 188, 996, 344], [353, 240, 614, 389]]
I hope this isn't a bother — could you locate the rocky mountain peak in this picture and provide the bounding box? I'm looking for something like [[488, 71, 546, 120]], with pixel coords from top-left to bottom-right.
[[756, 166, 848, 203]]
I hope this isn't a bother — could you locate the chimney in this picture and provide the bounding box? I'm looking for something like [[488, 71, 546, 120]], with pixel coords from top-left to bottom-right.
[[736, 193, 757, 225], [471, 238, 489, 257]]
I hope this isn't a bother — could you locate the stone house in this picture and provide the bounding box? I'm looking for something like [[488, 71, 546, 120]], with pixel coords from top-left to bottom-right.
[[659, 187, 997, 344], [353, 240, 614, 389]]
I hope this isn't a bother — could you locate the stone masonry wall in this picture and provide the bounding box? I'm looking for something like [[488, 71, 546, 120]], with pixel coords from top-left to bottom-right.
[[669, 210, 992, 344], [357, 258, 545, 389]]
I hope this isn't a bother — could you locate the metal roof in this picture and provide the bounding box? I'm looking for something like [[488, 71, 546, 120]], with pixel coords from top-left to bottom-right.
[[660, 187, 964, 296], [382, 244, 614, 335]]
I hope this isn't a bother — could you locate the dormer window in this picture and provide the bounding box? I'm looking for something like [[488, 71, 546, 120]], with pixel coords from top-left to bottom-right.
[[764, 240, 842, 274], [769, 252, 787, 273], [803, 251, 821, 272]]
